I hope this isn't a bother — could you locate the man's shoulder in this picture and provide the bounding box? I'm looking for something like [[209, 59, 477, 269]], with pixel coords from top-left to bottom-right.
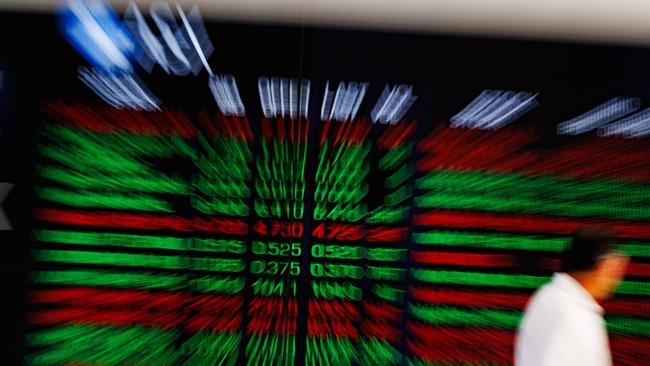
[[523, 279, 601, 331], [522, 282, 577, 327], [527, 281, 572, 312]]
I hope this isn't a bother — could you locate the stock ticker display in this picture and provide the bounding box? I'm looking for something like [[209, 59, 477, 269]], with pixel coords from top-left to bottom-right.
[[24, 102, 650, 366], [2, 4, 650, 366]]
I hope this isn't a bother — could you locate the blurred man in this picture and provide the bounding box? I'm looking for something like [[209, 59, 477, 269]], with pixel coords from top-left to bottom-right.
[[515, 227, 629, 366]]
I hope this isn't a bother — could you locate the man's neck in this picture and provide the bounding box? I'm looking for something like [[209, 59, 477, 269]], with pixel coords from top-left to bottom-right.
[[568, 271, 600, 301]]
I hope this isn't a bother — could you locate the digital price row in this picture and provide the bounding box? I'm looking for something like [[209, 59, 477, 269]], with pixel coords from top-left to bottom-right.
[[249, 260, 405, 281], [251, 278, 361, 300], [252, 241, 405, 261]]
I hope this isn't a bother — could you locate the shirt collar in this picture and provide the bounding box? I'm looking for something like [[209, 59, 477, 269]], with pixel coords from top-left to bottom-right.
[[552, 272, 604, 315]]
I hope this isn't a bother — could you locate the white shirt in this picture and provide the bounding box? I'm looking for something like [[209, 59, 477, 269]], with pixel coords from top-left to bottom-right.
[[515, 273, 612, 366]]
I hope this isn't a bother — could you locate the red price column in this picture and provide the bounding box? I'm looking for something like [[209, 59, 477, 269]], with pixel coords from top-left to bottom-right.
[[247, 117, 308, 366]]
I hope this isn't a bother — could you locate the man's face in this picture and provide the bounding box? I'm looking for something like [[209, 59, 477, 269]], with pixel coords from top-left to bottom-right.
[[593, 252, 630, 300]]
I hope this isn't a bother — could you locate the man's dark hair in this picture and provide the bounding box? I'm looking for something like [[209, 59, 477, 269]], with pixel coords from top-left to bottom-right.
[[562, 226, 617, 273]]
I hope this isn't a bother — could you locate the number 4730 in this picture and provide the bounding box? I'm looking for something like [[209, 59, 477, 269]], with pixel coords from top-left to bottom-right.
[[253, 220, 303, 238]]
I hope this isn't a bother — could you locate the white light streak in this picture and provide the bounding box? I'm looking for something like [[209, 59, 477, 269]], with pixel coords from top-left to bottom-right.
[[258, 77, 310, 119], [209, 74, 245, 116], [451, 89, 538, 130], [150, 1, 193, 75], [557, 97, 640, 135], [300, 79, 310, 118], [370, 84, 417, 124], [79, 67, 160, 111], [124, 2, 168, 73], [599, 107, 650, 138], [320, 81, 368, 122], [124, 1, 214, 76], [176, 4, 214, 76]]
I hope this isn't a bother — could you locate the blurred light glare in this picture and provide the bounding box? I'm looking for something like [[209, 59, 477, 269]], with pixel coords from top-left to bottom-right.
[[59, 0, 136, 73]]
